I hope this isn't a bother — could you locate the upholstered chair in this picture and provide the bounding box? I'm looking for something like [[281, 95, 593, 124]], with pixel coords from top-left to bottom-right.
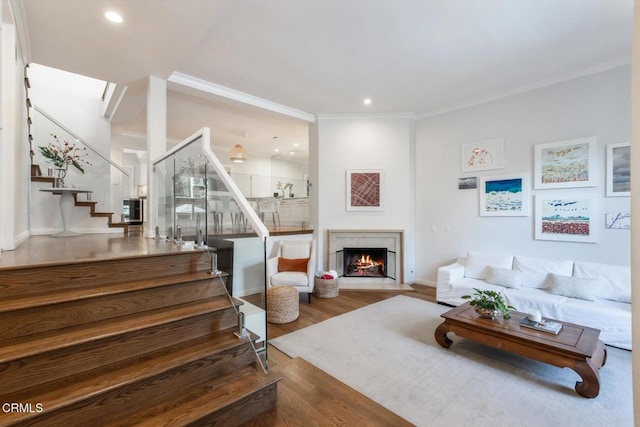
[[266, 240, 316, 302]]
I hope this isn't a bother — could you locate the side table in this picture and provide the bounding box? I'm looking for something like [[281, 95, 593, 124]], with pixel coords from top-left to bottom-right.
[[40, 188, 93, 237]]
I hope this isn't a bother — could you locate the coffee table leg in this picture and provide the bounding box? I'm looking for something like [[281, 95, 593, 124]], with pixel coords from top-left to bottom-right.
[[434, 322, 453, 348], [573, 341, 606, 398]]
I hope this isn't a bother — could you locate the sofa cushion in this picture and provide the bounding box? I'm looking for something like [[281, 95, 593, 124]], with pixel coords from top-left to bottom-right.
[[271, 271, 309, 287], [464, 251, 513, 280], [486, 266, 524, 289], [544, 273, 598, 301], [513, 255, 573, 289], [573, 261, 630, 303]]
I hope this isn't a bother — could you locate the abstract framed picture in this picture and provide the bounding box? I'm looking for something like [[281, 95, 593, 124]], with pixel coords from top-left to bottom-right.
[[534, 136, 597, 189], [606, 142, 630, 197], [346, 169, 383, 211], [535, 193, 599, 243], [461, 138, 504, 172], [479, 174, 529, 216], [605, 212, 630, 229]]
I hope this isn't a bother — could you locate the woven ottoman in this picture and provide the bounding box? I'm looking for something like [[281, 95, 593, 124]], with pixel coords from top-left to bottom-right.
[[267, 286, 299, 324], [314, 277, 339, 298]]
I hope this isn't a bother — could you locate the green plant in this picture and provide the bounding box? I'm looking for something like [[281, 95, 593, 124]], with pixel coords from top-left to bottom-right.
[[461, 288, 515, 319]]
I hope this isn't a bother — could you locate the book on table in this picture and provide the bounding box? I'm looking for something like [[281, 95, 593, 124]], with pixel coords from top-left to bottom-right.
[[519, 317, 563, 334]]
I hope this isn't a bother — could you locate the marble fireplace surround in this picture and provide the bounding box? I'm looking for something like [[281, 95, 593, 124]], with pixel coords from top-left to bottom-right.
[[327, 229, 404, 285]]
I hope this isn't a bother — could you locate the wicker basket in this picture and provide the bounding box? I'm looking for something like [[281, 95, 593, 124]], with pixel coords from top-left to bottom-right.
[[267, 286, 299, 324], [314, 277, 339, 298]]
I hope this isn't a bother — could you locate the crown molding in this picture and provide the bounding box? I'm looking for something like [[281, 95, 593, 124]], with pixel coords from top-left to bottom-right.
[[9, 0, 32, 64], [168, 72, 316, 123], [316, 112, 417, 120]]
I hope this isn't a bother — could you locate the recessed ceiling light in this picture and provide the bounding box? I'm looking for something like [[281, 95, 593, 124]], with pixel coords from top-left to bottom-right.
[[274, 148, 279, 152], [294, 143, 299, 147], [289, 151, 294, 155], [363, 98, 372, 105], [105, 11, 123, 24]]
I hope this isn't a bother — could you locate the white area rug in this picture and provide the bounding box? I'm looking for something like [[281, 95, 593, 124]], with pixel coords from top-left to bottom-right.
[[270, 295, 633, 427]]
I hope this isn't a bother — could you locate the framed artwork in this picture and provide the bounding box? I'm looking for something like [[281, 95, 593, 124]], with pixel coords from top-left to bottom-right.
[[461, 138, 504, 172], [534, 136, 597, 189], [605, 212, 631, 229], [346, 169, 383, 211], [606, 142, 630, 197], [535, 193, 599, 243], [479, 174, 529, 216], [458, 176, 477, 190]]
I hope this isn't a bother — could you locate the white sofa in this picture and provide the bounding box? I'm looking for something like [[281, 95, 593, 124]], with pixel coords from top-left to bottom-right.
[[436, 251, 631, 350]]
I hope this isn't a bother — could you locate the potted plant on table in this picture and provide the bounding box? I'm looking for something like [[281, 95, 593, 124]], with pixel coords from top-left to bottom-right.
[[462, 288, 515, 319]]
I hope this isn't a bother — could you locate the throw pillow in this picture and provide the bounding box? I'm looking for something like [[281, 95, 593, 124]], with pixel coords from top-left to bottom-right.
[[464, 251, 514, 280], [278, 257, 309, 273], [486, 266, 524, 289], [544, 273, 598, 301]]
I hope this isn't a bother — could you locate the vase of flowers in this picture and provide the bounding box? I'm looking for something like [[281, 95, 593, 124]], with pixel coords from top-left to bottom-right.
[[39, 134, 91, 187]]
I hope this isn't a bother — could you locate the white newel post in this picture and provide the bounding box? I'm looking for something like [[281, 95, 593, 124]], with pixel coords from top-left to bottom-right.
[[146, 76, 167, 238]]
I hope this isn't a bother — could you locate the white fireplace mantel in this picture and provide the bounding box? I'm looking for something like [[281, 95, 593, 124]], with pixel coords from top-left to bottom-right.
[[327, 229, 404, 284]]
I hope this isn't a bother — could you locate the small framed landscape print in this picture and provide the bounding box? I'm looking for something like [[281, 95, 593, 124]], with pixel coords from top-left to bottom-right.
[[605, 212, 630, 229], [479, 174, 529, 216], [458, 176, 477, 190], [606, 142, 630, 197], [534, 136, 597, 189], [535, 193, 599, 243], [346, 169, 383, 211], [461, 138, 504, 172]]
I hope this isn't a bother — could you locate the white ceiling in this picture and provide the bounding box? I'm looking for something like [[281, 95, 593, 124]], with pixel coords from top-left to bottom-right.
[[18, 0, 633, 159]]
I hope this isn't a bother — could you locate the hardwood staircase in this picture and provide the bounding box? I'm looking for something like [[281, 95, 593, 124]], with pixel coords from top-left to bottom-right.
[[0, 249, 278, 426], [31, 178, 130, 234]]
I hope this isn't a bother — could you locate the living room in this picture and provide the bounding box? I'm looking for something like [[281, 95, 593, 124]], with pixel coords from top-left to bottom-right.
[[0, 1, 638, 425]]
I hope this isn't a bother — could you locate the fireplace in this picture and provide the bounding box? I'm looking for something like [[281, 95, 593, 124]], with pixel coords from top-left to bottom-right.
[[343, 248, 387, 277]]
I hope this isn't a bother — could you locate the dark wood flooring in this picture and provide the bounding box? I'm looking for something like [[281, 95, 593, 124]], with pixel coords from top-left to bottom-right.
[[242, 285, 436, 426]]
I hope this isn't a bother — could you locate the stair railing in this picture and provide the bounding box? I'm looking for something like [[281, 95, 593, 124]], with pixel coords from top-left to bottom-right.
[[31, 105, 130, 221]]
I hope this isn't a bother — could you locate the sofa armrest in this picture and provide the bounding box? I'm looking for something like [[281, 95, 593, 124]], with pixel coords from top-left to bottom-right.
[[436, 262, 465, 301], [266, 256, 279, 286]]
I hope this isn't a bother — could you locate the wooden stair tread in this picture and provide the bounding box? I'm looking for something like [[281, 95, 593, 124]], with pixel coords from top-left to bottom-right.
[[31, 176, 55, 183], [0, 271, 217, 313], [0, 333, 253, 425], [0, 297, 237, 363], [122, 367, 281, 427]]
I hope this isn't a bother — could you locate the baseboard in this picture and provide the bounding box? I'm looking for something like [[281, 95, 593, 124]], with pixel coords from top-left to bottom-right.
[[234, 284, 265, 297], [413, 279, 436, 288], [30, 227, 125, 236]]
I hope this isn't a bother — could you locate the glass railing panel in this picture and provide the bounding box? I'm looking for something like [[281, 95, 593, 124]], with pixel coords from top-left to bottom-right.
[[153, 156, 172, 237], [32, 106, 129, 220]]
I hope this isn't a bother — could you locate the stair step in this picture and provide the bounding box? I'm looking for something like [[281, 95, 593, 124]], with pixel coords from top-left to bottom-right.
[[0, 299, 240, 396], [0, 271, 217, 313], [1, 333, 258, 426], [0, 275, 227, 341], [0, 297, 237, 363], [119, 366, 280, 427], [0, 251, 212, 297], [31, 176, 55, 184]]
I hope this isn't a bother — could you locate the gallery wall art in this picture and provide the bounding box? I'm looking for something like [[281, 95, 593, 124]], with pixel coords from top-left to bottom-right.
[[534, 136, 597, 189], [461, 138, 504, 172], [479, 175, 529, 216], [605, 212, 630, 229], [458, 177, 477, 189], [606, 142, 630, 197], [535, 194, 599, 243], [346, 169, 383, 211]]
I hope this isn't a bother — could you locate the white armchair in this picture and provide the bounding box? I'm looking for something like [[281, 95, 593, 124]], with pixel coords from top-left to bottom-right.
[[266, 240, 316, 302]]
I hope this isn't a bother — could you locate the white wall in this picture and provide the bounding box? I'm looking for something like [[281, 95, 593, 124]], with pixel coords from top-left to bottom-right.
[[316, 116, 416, 282], [415, 65, 631, 285], [0, 18, 30, 250]]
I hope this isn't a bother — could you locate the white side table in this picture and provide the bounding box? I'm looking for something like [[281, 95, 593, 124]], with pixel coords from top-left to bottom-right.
[[40, 188, 93, 237]]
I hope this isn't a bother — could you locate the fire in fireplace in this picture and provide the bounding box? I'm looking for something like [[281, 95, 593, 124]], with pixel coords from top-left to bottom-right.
[[343, 248, 387, 277]]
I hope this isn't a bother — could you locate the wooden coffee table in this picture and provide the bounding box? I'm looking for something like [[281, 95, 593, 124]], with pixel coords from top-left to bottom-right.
[[434, 303, 607, 398]]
